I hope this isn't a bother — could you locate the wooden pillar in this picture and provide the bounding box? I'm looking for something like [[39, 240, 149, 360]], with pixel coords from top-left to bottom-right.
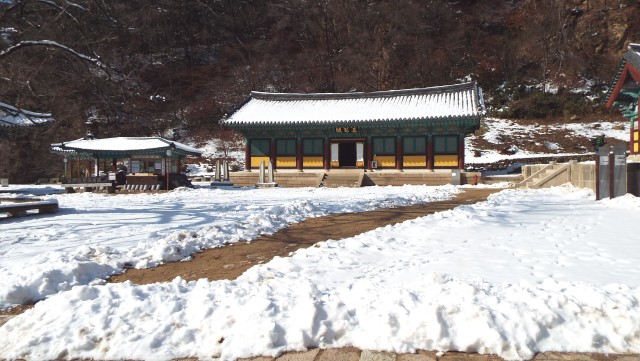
[[323, 138, 330, 171], [458, 134, 465, 170], [366, 137, 373, 171], [427, 135, 434, 171], [296, 138, 303, 172], [270, 138, 277, 172], [245, 138, 251, 172], [112, 158, 117, 172], [396, 135, 403, 171]]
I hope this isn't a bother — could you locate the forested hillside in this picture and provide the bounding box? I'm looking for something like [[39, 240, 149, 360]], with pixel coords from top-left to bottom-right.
[[1, 0, 639, 182]]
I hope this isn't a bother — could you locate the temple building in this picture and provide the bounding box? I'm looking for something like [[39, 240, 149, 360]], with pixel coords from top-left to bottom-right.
[[606, 43, 640, 158], [223, 82, 485, 172]]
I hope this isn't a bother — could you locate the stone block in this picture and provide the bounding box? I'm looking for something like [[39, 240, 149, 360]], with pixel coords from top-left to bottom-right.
[[396, 351, 437, 361], [276, 349, 320, 361], [360, 350, 396, 361], [438, 352, 504, 360], [316, 348, 362, 361]]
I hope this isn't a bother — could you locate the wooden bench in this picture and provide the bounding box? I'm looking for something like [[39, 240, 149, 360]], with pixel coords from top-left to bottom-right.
[[62, 183, 115, 193], [0, 199, 59, 218], [61, 177, 115, 193]]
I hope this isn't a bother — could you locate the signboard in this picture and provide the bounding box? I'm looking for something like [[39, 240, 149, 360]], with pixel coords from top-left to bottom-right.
[[596, 144, 627, 200], [335, 127, 359, 134]]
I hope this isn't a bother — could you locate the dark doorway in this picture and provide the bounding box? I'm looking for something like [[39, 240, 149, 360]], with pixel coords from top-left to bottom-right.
[[339, 142, 356, 167]]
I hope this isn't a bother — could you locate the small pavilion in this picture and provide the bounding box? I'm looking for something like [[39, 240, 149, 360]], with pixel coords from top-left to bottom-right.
[[51, 136, 202, 190], [223, 82, 484, 172], [606, 43, 640, 158]]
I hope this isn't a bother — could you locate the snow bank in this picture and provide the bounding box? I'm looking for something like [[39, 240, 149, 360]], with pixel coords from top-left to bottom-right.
[[0, 185, 458, 309], [2, 187, 640, 360]]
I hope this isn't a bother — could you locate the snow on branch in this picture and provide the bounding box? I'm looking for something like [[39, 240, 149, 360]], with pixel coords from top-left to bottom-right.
[[38, 0, 81, 25], [0, 40, 115, 72]]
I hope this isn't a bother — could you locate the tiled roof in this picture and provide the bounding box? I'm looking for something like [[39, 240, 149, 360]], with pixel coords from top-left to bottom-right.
[[625, 43, 640, 71], [0, 102, 54, 127], [606, 43, 640, 104], [51, 137, 202, 157], [224, 82, 484, 127]]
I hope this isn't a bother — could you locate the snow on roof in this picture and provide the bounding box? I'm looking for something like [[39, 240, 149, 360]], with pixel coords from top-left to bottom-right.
[[625, 43, 640, 71], [0, 102, 54, 127], [224, 82, 484, 126], [52, 137, 202, 156]]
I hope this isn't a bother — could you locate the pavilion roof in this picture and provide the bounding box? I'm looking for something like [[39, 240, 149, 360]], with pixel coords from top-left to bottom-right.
[[51, 137, 203, 158], [223, 82, 484, 128]]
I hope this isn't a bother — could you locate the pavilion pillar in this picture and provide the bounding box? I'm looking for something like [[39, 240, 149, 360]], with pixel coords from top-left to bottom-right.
[[427, 135, 434, 171], [323, 138, 330, 171], [458, 134, 465, 170], [112, 158, 117, 172], [296, 137, 303, 172], [395, 135, 403, 171], [244, 138, 251, 172]]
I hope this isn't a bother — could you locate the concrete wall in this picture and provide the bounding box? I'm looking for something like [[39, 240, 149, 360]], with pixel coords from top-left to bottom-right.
[[522, 162, 596, 191]]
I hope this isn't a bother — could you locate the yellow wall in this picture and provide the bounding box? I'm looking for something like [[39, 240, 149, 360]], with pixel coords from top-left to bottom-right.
[[374, 155, 395, 167], [277, 156, 296, 168], [634, 131, 639, 141], [331, 161, 340, 167], [250, 156, 270, 168], [403, 155, 427, 167], [356, 161, 364, 167], [434, 154, 458, 167], [635, 142, 639, 153], [303, 156, 323, 168]]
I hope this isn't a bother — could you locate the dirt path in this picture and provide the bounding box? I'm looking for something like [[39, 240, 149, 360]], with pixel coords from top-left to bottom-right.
[[0, 188, 500, 318], [109, 188, 501, 285]]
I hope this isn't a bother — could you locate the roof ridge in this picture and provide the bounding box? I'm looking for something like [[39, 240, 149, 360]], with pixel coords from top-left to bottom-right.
[[250, 82, 477, 101]]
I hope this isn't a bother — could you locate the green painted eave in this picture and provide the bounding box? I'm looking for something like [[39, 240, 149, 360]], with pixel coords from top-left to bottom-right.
[[227, 116, 481, 133]]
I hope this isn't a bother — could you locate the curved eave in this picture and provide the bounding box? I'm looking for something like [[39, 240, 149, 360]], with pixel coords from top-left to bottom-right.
[[51, 147, 202, 158], [225, 114, 481, 128], [225, 116, 481, 135]]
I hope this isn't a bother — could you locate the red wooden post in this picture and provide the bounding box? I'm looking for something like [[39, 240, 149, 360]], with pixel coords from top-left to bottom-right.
[[245, 139, 251, 172], [427, 135, 434, 171], [458, 134, 465, 170], [323, 139, 330, 171], [296, 139, 303, 171], [366, 138, 372, 171], [270, 139, 277, 172], [396, 136, 403, 171]]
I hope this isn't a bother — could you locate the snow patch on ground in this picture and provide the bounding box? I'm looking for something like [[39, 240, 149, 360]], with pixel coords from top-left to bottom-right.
[[2, 187, 640, 360], [0, 185, 459, 309]]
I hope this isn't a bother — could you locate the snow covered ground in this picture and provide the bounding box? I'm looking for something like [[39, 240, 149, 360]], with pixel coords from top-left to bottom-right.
[[1, 184, 640, 360], [465, 118, 629, 164], [0, 184, 459, 309]]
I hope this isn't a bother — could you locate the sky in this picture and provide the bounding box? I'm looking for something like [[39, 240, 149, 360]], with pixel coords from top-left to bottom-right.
[[1, 184, 640, 361]]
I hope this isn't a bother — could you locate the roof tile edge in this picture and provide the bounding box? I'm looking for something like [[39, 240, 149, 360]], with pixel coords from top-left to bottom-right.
[[249, 82, 477, 101]]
